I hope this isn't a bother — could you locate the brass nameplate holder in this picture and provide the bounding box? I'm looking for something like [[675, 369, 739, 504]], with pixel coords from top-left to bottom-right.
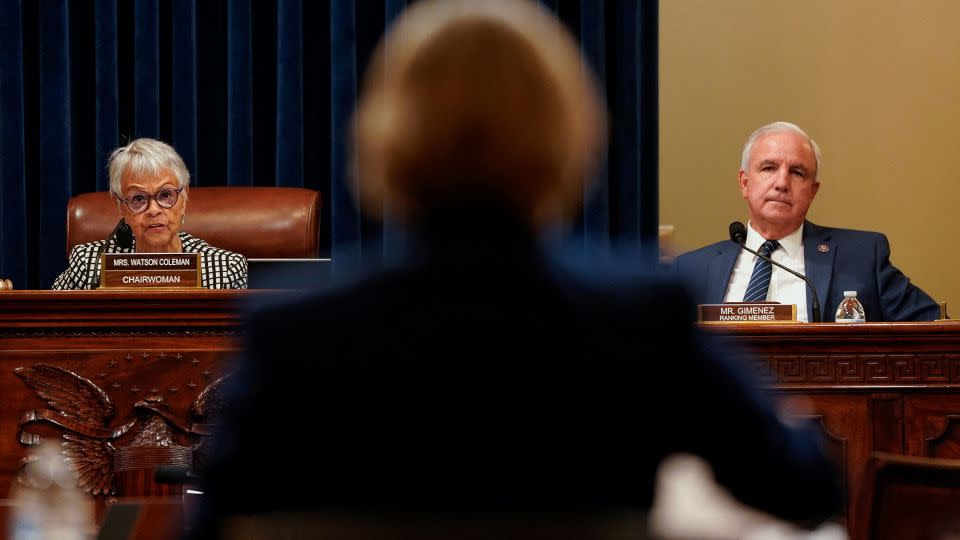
[[99, 253, 201, 289], [698, 302, 797, 324], [935, 301, 955, 322]]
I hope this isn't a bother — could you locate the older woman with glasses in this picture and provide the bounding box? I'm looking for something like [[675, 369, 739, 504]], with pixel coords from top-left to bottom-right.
[[52, 138, 247, 289]]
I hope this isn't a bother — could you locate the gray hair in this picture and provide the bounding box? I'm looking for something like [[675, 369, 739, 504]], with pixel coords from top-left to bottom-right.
[[108, 138, 190, 198], [740, 121, 822, 179]]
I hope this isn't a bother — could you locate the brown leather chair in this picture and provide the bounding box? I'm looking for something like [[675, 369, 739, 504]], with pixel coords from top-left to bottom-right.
[[863, 452, 960, 540], [66, 187, 323, 259]]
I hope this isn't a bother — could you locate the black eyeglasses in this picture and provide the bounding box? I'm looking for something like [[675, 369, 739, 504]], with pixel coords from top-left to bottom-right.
[[118, 186, 184, 214]]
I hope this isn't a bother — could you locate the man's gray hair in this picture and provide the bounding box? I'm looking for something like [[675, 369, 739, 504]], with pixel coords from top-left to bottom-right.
[[740, 121, 822, 179], [108, 138, 190, 198]]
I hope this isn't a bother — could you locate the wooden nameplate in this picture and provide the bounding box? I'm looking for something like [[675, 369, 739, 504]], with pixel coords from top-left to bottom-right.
[[698, 302, 797, 324], [99, 253, 202, 289]]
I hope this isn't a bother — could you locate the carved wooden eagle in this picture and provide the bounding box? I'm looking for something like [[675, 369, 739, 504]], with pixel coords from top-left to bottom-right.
[[14, 363, 230, 496]]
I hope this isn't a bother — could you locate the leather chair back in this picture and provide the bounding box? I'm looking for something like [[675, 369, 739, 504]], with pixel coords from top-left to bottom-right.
[[66, 186, 323, 259], [864, 452, 960, 539]]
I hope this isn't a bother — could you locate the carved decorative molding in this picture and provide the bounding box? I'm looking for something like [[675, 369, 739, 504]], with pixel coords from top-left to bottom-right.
[[924, 414, 960, 457], [802, 414, 848, 522], [751, 354, 960, 386], [0, 328, 243, 338]]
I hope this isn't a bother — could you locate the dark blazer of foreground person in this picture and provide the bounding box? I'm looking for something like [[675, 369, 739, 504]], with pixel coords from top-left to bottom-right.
[[188, 0, 840, 536], [190, 210, 841, 537]]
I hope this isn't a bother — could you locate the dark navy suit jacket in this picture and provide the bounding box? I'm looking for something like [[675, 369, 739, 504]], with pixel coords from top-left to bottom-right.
[[673, 221, 939, 322], [190, 210, 840, 537]]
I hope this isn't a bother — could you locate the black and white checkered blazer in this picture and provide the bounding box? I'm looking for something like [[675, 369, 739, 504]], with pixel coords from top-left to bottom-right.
[[52, 232, 248, 290]]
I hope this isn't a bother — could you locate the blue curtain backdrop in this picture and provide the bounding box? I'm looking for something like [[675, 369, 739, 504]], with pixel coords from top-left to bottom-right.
[[0, 0, 658, 289]]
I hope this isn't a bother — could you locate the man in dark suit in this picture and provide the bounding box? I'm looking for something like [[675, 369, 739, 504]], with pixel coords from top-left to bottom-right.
[[189, 3, 840, 537], [674, 121, 938, 322]]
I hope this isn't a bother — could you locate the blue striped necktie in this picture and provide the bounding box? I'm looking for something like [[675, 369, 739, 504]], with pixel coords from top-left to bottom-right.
[[742, 240, 780, 302]]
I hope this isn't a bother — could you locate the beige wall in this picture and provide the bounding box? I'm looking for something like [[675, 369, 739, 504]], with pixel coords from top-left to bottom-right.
[[660, 0, 960, 315]]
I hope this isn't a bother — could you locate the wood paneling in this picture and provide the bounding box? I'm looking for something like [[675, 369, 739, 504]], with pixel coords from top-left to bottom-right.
[[3, 298, 960, 540], [706, 321, 960, 540], [0, 290, 257, 534]]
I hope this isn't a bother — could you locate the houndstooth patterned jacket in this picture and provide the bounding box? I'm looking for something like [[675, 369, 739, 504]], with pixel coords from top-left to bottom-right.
[[52, 232, 248, 290]]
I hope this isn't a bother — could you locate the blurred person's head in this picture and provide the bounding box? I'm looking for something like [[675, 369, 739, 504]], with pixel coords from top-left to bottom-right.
[[352, 0, 606, 230]]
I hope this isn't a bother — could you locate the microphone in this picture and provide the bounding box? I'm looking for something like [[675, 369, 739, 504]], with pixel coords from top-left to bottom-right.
[[728, 221, 822, 322], [154, 465, 201, 485], [99, 218, 133, 251], [112, 218, 134, 250], [97, 218, 128, 255], [95, 219, 133, 287]]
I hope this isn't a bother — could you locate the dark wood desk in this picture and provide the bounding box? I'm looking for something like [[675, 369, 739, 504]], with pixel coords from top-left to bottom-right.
[[3, 294, 958, 539], [0, 290, 253, 534], [704, 321, 960, 540]]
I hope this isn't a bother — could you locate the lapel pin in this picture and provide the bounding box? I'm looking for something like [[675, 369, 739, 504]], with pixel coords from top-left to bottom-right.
[[818, 243, 830, 253]]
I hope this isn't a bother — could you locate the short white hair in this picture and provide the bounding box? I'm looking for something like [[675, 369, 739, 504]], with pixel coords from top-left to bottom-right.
[[108, 138, 190, 197], [740, 121, 822, 179]]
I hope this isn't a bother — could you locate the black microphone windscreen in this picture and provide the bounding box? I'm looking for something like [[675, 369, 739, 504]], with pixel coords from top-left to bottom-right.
[[154, 465, 197, 484], [729, 222, 747, 244], [116, 221, 133, 250]]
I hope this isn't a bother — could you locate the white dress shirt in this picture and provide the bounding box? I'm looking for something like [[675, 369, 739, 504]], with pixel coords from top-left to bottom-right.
[[723, 222, 810, 322]]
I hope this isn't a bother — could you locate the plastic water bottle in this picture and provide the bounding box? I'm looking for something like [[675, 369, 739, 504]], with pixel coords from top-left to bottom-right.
[[835, 291, 866, 323]]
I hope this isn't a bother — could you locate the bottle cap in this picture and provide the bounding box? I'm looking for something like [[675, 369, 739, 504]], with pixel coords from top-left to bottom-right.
[[843, 291, 857, 297]]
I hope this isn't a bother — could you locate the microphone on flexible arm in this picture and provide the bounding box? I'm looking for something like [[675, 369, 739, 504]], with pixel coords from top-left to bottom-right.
[[728, 221, 822, 322], [112, 218, 134, 250], [98, 218, 134, 253], [94, 219, 134, 286], [154, 465, 201, 485]]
